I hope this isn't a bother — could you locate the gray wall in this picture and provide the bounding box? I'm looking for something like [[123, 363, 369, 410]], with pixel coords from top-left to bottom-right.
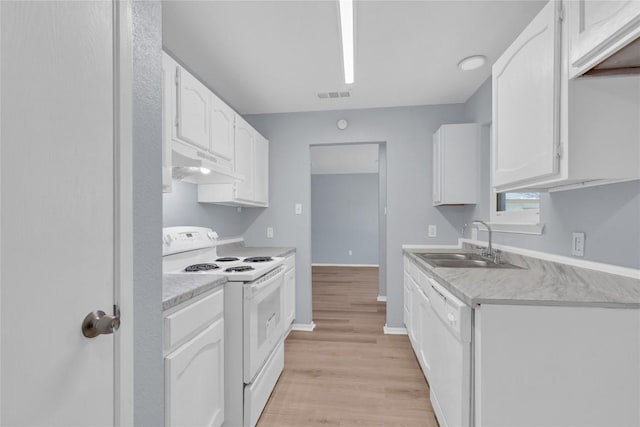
[[132, 2, 163, 426], [464, 78, 640, 268], [378, 144, 388, 298], [163, 179, 260, 237], [311, 173, 379, 265], [244, 105, 471, 328]]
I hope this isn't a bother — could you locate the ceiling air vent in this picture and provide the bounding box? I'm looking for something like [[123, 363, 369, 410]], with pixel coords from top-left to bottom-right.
[[317, 90, 351, 99]]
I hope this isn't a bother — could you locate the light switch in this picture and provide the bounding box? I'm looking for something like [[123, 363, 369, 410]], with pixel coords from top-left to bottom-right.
[[428, 225, 437, 238], [572, 232, 585, 257], [295, 203, 302, 214]]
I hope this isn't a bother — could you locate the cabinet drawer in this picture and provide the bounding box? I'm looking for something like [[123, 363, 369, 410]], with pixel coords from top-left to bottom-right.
[[284, 254, 295, 272], [164, 288, 224, 351]]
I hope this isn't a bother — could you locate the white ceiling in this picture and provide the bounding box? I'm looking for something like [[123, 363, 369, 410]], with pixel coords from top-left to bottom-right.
[[311, 144, 379, 175], [162, 0, 546, 115]]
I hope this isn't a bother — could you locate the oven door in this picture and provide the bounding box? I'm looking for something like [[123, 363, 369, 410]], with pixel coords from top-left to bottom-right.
[[243, 266, 285, 383]]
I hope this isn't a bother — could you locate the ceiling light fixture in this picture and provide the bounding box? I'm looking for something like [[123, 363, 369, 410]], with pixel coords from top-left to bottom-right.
[[458, 55, 487, 71], [339, 0, 354, 84]]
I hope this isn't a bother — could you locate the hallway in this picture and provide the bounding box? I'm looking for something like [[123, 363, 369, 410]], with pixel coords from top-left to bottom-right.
[[257, 266, 438, 426]]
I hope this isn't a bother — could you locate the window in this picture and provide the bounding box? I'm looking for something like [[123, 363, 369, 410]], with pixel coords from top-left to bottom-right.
[[497, 192, 540, 212]]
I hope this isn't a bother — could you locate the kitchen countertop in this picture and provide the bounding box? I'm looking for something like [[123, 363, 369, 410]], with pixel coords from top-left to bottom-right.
[[217, 243, 296, 259], [403, 248, 640, 309], [163, 274, 226, 311]]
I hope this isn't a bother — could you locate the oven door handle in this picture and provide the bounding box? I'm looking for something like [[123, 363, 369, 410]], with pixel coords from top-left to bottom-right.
[[244, 266, 285, 299]]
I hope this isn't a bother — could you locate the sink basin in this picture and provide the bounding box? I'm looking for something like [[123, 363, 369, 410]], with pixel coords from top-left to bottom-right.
[[415, 252, 521, 269]]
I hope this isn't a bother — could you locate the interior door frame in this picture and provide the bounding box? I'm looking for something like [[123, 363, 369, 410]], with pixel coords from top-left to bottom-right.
[[0, 1, 135, 424]]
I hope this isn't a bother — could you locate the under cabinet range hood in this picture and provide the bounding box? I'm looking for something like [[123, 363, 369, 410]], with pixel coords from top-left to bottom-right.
[[585, 36, 640, 77], [171, 139, 243, 185]]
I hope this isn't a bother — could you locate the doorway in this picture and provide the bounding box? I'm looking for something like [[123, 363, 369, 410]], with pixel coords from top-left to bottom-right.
[[309, 142, 387, 319]]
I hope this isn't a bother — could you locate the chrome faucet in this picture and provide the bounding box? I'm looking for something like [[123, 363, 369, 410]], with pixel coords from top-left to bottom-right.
[[472, 220, 494, 259]]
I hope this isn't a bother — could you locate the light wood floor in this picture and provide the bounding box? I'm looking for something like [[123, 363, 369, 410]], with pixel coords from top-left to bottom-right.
[[257, 266, 438, 427]]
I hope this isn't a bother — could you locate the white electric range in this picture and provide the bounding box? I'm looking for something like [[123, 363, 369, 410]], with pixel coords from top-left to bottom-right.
[[162, 226, 286, 427]]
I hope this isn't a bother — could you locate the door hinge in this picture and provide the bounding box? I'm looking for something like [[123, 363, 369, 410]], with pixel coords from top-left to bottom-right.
[[558, 4, 564, 22], [556, 141, 563, 159]]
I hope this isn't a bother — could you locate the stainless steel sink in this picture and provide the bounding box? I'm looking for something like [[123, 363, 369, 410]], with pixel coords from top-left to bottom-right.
[[415, 252, 521, 269]]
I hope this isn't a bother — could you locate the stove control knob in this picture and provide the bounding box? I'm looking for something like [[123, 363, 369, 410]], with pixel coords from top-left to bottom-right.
[[164, 234, 174, 245]]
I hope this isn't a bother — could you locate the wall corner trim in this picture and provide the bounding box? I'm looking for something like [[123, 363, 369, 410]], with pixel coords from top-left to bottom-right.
[[383, 325, 408, 335], [376, 295, 387, 302], [291, 322, 316, 332]]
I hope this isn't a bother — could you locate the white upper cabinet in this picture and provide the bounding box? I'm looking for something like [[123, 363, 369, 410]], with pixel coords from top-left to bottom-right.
[[198, 114, 269, 207], [233, 115, 256, 202], [162, 52, 240, 189], [432, 123, 479, 206], [254, 133, 269, 206], [567, 0, 640, 78], [176, 68, 211, 151], [210, 92, 235, 161], [491, 0, 640, 192], [492, 0, 561, 188]]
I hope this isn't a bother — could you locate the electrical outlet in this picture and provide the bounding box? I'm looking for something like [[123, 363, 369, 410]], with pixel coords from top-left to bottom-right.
[[348, 250, 353, 256], [572, 232, 585, 256], [295, 203, 302, 214], [267, 227, 274, 238], [428, 225, 437, 238]]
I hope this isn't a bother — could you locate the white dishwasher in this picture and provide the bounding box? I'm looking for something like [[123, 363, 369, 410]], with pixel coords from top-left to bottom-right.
[[428, 278, 472, 427]]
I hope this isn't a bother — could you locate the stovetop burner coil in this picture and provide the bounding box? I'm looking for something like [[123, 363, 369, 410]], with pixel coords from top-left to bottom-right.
[[244, 256, 273, 263], [184, 263, 220, 272], [216, 257, 240, 262], [225, 265, 255, 273]]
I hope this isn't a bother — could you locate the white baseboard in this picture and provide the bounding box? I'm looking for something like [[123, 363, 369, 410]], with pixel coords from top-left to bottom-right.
[[291, 321, 316, 332], [383, 324, 408, 335], [377, 295, 387, 302], [312, 263, 379, 267]]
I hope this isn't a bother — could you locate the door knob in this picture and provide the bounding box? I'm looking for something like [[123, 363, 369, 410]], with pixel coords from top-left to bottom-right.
[[82, 310, 120, 338]]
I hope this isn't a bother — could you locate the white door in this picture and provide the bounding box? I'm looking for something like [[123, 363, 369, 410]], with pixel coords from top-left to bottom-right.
[[1, 2, 132, 425], [210, 92, 235, 161], [177, 67, 211, 151], [254, 134, 269, 206], [492, 0, 561, 188], [234, 115, 255, 202]]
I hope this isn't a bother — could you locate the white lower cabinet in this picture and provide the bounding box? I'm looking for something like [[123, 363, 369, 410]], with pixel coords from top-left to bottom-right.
[[164, 288, 225, 427], [475, 304, 640, 427], [283, 254, 296, 331]]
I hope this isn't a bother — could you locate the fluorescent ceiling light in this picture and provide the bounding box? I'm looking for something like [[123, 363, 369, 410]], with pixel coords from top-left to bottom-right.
[[199, 167, 211, 175], [339, 0, 354, 84], [458, 55, 487, 71]]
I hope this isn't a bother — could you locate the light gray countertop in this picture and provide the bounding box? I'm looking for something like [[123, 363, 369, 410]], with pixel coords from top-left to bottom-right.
[[163, 274, 226, 311], [217, 243, 296, 258], [403, 248, 640, 309]]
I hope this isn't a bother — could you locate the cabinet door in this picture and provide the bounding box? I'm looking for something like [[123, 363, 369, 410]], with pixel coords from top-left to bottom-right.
[[404, 271, 412, 334], [284, 268, 295, 327], [410, 278, 421, 348], [165, 318, 224, 427], [234, 116, 255, 202], [492, 1, 561, 188], [432, 129, 442, 205], [417, 283, 435, 382], [254, 134, 269, 206], [162, 53, 177, 193], [568, 0, 640, 77], [210, 92, 235, 161], [177, 67, 211, 151]]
